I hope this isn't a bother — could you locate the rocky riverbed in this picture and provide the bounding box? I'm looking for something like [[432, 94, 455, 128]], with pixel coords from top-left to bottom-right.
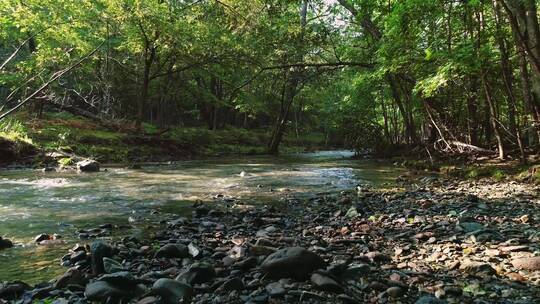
[[1, 175, 539, 303]]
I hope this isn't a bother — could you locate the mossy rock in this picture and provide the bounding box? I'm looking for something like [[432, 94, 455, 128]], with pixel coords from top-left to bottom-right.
[[58, 157, 75, 166]]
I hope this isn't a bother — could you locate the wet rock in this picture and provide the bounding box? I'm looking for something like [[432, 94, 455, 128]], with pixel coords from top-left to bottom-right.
[[337, 294, 359, 303], [195, 206, 210, 216], [0, 282, 30, 300], [255, 238, 277, 247], [90, 240, 115, 274], [415, 295, 447, 304], [442, 286, 462, 297], [342, 263, 370, 280], [100, 223, 114, 229], [368, 281, 388, 291], [176, 262, 215, 284], [261, 247, 326, 280], [84, 281, 130, 301], [54, 267, 85, 289], [233, 256, 258, 270], [387, 286, 404, 298], [152, 278, 193, 304], [98, 272, 138, 289], [137, 296, 159, 304], [266, 282, 286, 296], [310, 273, 343, 293], [34, 233, 51, 243], [216, 277, 244, 293], [511, 256, 540, 271], [250, 245, 277, 256], [155, 243, 189, 259], [77, 159, 100, 172], [28, 285, 55, 300], [69, 250, 86, 264], [103, 257, 125, 273], [0, 237, 13, 250]]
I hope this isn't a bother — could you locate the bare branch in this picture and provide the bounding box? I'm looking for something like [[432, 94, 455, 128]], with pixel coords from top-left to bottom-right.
[[0, 41, 105, 121]]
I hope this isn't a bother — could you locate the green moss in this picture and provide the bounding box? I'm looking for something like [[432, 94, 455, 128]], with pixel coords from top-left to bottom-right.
[[491, 169, 506, 181], [142, 122, 159, 134], [465, 168, 480, 179], [533, 171, 540, 184], [58, 157, 74, 166], [402, 159, 437, 171]]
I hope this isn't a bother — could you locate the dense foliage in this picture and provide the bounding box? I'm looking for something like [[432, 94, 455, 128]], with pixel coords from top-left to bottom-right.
[[1, 0, 540, 157]]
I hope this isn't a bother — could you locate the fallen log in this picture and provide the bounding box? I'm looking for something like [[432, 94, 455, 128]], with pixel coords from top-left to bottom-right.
[[447, 141, 494, 154]]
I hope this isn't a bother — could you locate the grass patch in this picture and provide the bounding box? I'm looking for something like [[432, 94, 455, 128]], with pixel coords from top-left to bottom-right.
[[3, 111, 333, 164], [0, 118, 32, 144]]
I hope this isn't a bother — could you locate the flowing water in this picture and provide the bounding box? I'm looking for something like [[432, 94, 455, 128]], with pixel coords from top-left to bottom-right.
[[0, 151, 403, 284]]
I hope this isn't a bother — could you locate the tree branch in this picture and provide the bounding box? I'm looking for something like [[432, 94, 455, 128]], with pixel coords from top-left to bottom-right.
[[0, 41, 105, 121]]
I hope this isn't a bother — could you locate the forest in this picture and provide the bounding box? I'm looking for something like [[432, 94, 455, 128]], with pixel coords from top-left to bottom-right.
[[1, 0, 539, 159], [1, 1, 540, 304]]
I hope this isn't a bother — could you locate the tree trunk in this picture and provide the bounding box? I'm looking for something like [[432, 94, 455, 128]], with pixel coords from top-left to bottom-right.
[[380, 98, 392, 144], [268, 75, 298, 154], [466, 77, 479, 145], [503, 0, 540, 143], [481, 73, 505, 160], [267, 0, 308, 154], [137, 46, 154, 130]]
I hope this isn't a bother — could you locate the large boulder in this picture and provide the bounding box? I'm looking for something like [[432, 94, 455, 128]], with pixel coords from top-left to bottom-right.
[[0, 281, 30, 300], [152, 278, 193, 304], [0, 237, 13, 250], [260, 247, 326, 280], [54, 267, 86, 289], [84, 281, 130, 301], [90, 241, 115, 274], [33, 233, 51, 243], [77, 159, 100, 172], [155, 244, 189, 259], [98, 272, 138, 289]]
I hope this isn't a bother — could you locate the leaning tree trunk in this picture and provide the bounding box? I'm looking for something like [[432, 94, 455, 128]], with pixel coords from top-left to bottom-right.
[[268, 85, 296, 154]]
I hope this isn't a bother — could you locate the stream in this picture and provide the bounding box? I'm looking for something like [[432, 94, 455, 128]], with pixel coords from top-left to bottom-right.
[[0, 151, 403, 284]]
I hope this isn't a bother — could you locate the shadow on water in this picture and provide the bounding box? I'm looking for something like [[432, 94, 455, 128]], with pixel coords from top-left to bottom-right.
[[0, 151, 403, 284]]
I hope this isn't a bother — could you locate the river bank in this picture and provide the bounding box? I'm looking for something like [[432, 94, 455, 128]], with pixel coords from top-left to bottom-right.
[[1, 167, 539, 303], [0, 112, 337, 169]]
